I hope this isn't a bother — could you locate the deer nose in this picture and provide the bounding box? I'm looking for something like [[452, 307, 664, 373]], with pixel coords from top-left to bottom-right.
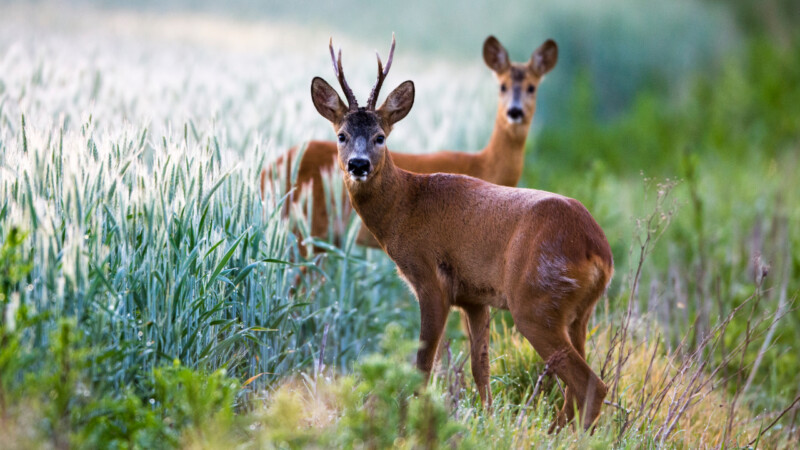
[[347, 158, 371, 178], [507, 107, 524, 121]]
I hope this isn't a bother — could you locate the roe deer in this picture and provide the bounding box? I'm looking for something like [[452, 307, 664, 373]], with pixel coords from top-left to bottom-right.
[[310, 37, 614, 430], [261, 35, 558, 249]]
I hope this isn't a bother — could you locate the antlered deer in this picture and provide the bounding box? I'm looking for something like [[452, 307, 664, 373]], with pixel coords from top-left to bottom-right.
[[309, 37, 614, 430], [261, 35, 558, 248]]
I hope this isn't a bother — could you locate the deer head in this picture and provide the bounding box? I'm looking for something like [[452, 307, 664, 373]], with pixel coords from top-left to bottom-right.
[[311, 35, 415, 183], [483, 36, 558, 127]]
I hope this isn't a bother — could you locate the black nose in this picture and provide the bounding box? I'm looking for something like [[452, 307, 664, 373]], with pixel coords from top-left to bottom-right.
[[347, 158, 371, 177], [507, 107, 524, 120]]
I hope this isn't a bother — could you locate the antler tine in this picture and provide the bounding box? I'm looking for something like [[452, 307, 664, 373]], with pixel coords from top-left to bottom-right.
[[329, 38, 358, 110], [383, 33, 396, 76], [367, 33, 396, 110], [376, 52, 384, 80], [329, 38, 339, 76]]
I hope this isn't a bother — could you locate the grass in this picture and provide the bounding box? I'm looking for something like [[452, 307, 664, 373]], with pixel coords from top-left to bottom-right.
[[1, 3, 800, 449]]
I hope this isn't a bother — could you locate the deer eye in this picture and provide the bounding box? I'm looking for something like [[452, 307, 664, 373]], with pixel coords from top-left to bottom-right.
[[337, 133, 346, 143], [500, 84, 507, 93], [376, 135, 385, 145], [527, 84, 536, 94]]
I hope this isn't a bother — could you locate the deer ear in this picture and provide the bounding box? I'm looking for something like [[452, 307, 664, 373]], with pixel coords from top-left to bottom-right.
[[530, 39, 558, 76], [378, 80, 414, 127], [483, 36, 510, 73], [311, 77, 347, 124]]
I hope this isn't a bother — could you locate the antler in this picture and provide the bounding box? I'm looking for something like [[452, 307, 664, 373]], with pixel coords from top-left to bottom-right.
[[329, 38, 358, 111], [366, 33, 396, 110]]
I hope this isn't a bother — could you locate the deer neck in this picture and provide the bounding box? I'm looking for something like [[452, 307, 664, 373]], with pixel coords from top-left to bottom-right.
[[479, 108, 530, 186], [346, 153, 408, 244]]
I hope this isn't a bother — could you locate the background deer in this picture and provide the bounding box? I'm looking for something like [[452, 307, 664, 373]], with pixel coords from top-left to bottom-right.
[[261, 35, 558, 249], [311, 38, 614, 430]]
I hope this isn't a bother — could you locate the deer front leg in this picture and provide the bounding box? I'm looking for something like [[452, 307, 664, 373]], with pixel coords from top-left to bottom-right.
[[462, 304, 492, 407], [415, 286, 450, 382]]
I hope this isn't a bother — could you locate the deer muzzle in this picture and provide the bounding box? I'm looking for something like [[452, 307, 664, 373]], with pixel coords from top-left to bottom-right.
[[347, 158, 371, 180], [506, 106, 524, 123]]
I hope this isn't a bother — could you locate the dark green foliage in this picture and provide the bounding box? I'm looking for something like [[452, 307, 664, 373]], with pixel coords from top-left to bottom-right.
[[0, 228, 32, 328], [2, 318, 240, 449], [531, 37, 800, 181], [335, 324, 467, 449], [0, 228, 34, 414]]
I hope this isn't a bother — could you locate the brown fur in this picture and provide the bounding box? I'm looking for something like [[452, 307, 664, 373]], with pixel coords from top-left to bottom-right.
[[259, 37, 557, 248], [310, 40, 614, 431]]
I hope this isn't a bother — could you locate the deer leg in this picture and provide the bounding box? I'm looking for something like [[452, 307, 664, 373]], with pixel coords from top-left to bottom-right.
[[559, 311, 591, 425], [568, 313, 589, 359], [463, 304, 492, 408], [510, 303, 606, 432], [415, 287, 450, 383], [310, 174, 330, 249]]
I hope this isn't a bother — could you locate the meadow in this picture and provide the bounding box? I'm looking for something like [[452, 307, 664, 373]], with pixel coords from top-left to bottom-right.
[[1, 1, 799, 448]]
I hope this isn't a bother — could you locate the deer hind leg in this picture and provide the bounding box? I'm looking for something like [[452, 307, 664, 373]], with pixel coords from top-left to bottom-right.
[[559, 309, 592, 426], [510, 299, 606, 432], [559, 272, 608, 427], [462, 304, 492, 408]]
